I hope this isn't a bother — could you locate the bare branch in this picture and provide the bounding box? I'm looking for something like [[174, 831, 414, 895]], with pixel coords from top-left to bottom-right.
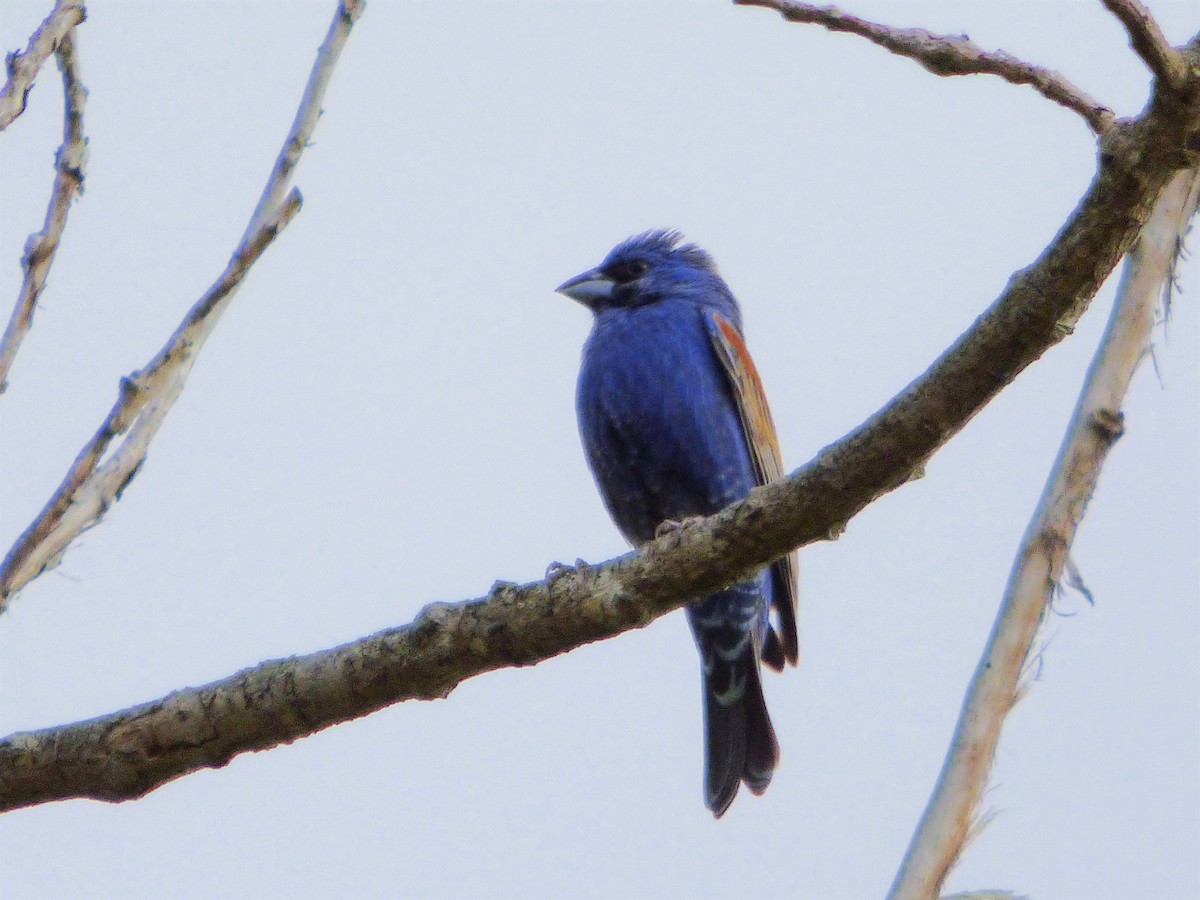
[[242, 0, 365, 243], [0, 0, 366, 609], [1, 56, 1198, 807], [0, 31, 87, 393], [735, 0, 1115, 134], [0, 192, 301, 607], [887, 165, 1200, 900], [0, 0, 84, 133], [1101, 0, 1188, 89]]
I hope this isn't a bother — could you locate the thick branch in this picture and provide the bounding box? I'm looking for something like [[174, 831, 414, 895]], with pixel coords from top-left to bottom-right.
[[1, 48, 1198, 809], [0, 0, 365, 608], [1102, 0, 1188, 90], [734, 0, 1116, 134], [0, 30, 87, 393], [0, 0, 84, 132], [889, 166, 1200, 900]]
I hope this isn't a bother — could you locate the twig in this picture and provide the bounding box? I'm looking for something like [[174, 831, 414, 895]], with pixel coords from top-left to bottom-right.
[[242, 0, 365, 243], [0, 0, 365, 608], [0, 30, 87, 393], [0, 193, 301, 607], [1101, 0, 1187, 90], [0, 0, 84, 133], [1, 71, 1197, 808], [887, 165, 1200, 900], [735, 0, 1115, 135]]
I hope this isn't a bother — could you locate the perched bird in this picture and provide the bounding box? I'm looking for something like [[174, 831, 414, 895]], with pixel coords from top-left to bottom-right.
[[558, 230, 798, 817]]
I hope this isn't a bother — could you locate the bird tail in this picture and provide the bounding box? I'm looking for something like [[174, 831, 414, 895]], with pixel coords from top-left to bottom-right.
[[701, 646, 779, 818]]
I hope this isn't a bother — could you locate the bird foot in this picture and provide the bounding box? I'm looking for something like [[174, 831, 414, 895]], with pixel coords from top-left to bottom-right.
[[655, 516, 706, 538], [545, 558, 590, 581]]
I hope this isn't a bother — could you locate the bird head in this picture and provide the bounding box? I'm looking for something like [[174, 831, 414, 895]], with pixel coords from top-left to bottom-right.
[[556, 229, 733, 314]]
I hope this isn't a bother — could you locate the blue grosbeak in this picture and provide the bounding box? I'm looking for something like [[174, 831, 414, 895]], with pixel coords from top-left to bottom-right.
[[558, 230, 798, 817]]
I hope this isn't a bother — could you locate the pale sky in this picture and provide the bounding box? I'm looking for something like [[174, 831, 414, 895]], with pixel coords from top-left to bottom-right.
[[1, 2, 1197, 898]]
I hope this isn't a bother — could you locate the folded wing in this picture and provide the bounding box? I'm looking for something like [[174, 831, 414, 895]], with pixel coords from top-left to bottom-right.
[[705, 310, 799, 669]]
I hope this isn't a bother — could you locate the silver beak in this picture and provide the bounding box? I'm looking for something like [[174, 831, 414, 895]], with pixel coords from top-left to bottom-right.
[[555, 267, 614, 309]]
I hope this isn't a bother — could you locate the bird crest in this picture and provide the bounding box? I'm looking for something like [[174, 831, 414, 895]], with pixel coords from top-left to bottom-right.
[[610, 229, 719, 274]]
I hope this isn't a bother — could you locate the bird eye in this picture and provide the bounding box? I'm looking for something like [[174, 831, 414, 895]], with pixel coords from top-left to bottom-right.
[[604, 258, 650, 284]]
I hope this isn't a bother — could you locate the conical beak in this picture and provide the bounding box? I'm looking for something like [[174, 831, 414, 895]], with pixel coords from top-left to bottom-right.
[[555, 267, 614, 310]]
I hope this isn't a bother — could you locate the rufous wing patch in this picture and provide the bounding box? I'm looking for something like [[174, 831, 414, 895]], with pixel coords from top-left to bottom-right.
[[706, 310, 799, 667]]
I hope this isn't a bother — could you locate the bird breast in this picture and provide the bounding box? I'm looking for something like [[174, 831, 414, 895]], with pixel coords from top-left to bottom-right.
[[576, 301, 757, 544]]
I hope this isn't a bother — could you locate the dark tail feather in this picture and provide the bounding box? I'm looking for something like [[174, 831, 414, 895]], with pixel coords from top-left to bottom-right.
[[703, 661, 779, 817], [704, 690, 746, 817], [742, 664, 778, 795]]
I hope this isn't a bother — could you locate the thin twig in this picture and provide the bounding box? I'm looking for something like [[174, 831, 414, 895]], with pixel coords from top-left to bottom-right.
[[1101, 0, 1187, 89], [735, 0, 1115, 135], [0, 0, 366, 608], [0, 0, 84, 133], [242, 0, 364, 243], [887, 166, 1200, 900], [0, 30, 87, 393], [0, 193, 301, 607]]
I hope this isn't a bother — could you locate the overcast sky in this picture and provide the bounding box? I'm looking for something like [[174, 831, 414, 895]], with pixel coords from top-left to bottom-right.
[[1, 2, 1197, 898]]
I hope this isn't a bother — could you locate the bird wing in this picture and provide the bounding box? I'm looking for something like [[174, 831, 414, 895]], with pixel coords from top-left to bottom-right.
[[705, 310, 799, 668]]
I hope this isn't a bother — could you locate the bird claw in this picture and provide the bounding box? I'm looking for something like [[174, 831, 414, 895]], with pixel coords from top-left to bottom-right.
[[655, 516, 706, 538], [487, 580, 518, 599], [545, 558, 592, 586], [657, 518, 710, 540]]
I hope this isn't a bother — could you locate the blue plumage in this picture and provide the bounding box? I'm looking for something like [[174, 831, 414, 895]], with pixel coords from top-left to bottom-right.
[[559, 230, 797, 817]]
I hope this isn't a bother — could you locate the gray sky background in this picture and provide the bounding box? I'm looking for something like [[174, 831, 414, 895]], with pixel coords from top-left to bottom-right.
[[1, 2, 1197, 898]]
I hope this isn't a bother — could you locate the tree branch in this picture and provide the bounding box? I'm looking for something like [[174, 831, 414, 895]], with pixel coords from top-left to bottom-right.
[[1, 42, 1197, 809], [0, 193, 301, 608], [0, 29, 87, 393], [888, 166, 1200, 900], [1101, 0, 1188, 90], [0, 0, 365, 609], [241, 0, 365, 243], [734, 0, 1115, 134], [0, 0, 84, 133]]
